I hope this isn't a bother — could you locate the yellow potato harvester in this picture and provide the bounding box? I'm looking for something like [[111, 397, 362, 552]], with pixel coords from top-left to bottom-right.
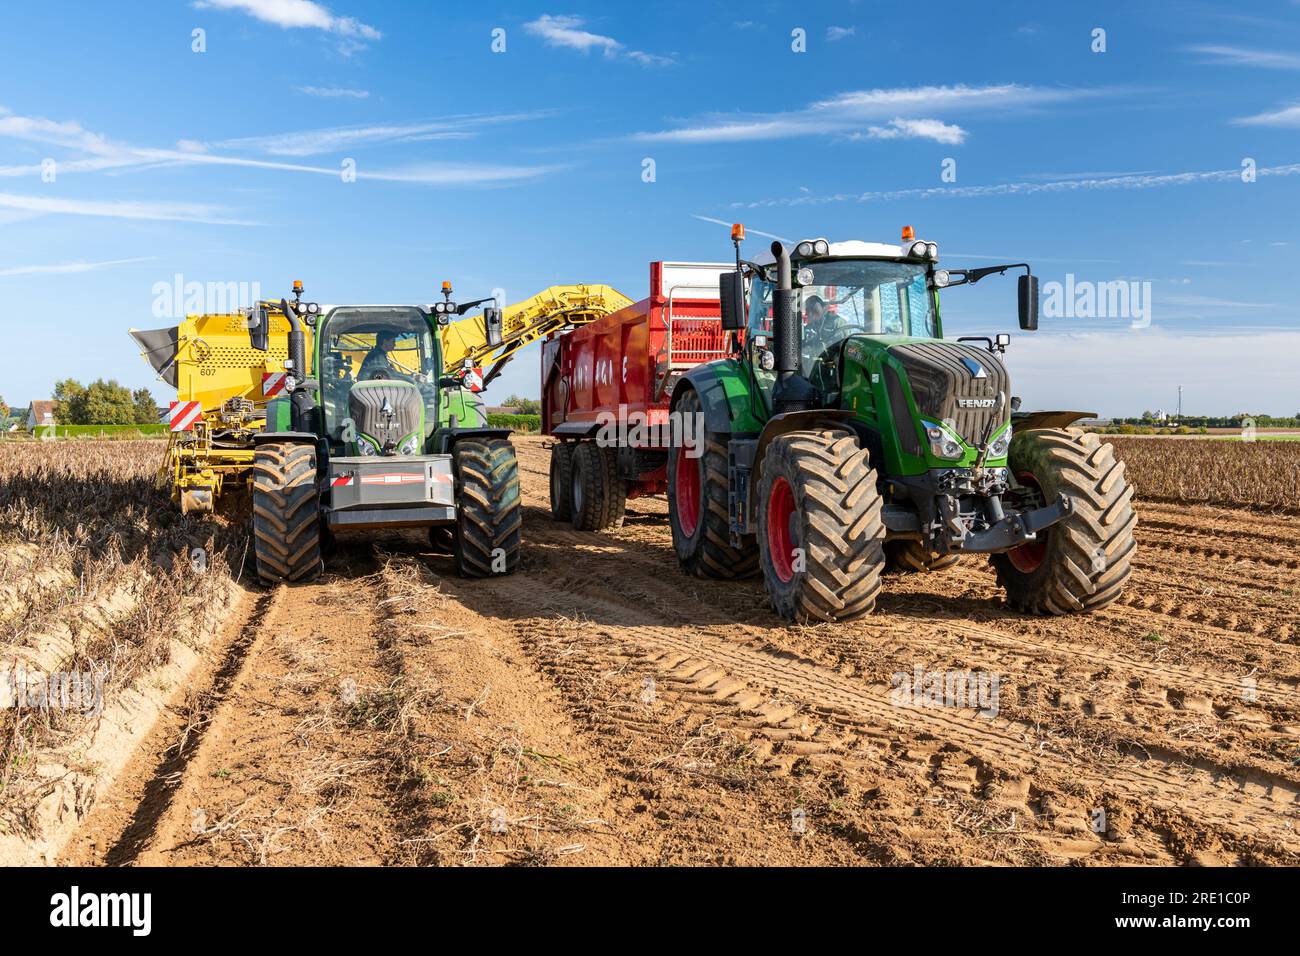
[[131, 305, 308, 514], [131, 283, 632, 515]]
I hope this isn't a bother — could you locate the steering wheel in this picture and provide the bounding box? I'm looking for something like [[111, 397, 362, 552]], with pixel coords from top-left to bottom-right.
[[364, 368, 392, 381]]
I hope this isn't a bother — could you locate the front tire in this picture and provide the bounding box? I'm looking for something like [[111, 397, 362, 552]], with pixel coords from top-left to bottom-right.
[[252, 442, 323, 584], [884, 540, 960, 574], [756, 430, 885, 622], [454, 439, 522, 577], [666, 389, 758, 579], [991, 428, 1136, 614]]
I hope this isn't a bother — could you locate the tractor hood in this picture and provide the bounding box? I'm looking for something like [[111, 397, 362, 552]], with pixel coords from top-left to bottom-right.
[[887, 340, 1010, 445]]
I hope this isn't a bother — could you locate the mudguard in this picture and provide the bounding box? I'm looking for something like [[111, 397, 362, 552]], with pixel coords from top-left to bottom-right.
[[1012, 410, 1096, 431], [671, 360, 765, 436]]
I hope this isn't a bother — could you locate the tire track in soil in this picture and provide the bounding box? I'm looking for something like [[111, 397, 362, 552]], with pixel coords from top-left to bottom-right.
[[506, 436, 1300, 862], [67, 544, 419, 866]]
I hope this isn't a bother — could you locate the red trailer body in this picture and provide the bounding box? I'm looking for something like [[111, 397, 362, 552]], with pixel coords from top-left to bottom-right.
[[542, 261, 732, 524]]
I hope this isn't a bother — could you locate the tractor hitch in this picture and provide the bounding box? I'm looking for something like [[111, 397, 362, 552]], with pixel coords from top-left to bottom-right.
[[948, 494, 1072, 554]]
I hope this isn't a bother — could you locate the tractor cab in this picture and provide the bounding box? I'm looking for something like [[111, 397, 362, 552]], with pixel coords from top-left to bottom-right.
[[317, 306, 442, 456], [745, 243, 940, 408]]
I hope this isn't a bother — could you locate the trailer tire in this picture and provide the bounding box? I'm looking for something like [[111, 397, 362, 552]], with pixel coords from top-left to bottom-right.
[[549, 443, 574, 521], [454, 439, 521, 578], [252, 442, 323, 585], [667, 389, 758, 579], [991, 428, 1136, 614], [885, 540, 960, 573], [571, 442, 625, 531], [757, 430, 885, 622]]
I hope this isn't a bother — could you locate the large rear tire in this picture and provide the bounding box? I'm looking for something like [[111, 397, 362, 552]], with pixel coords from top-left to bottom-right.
[[570, 442, 625, 531], [991, 428, 1136, 614], [252, 442, 323, 584], [756, 430, 885, 622], [549, 442, 574, 522], [454, 439, 522, 578], [667, 389, 758, 579]]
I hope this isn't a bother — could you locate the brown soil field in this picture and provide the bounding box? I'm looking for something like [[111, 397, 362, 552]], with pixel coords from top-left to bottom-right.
[[4, 437, 1297, 866]]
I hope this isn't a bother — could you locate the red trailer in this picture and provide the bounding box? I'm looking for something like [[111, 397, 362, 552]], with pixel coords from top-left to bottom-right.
[[542, 260, 733, 530]]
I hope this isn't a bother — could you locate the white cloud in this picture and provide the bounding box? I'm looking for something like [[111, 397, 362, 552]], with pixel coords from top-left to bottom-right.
[[1233, 103, 1300, 127], [0, 192, 257, 225], [632, 83, 1103, 144], [211, 113, 548, 155], [826, 26, 855, 42], [730, 161, 1300, 208], [0, 109, 561, 194], [0, 257, 154, 278], [524, 15, 673, 66], [193, 0, 380, 40], [295, 85, 370, 98], [1187, 45, 1300, 70], [690, 214, 789, 244], [860, 117, 967, 145]]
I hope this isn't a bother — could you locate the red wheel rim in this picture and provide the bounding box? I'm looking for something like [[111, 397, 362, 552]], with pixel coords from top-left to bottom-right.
[[767, 477, 797, 583], [675, 445, 701, 538], [1007, 471, 1048, 573]]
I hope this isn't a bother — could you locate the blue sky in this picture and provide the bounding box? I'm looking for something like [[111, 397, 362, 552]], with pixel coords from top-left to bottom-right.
[[1, 0, 1298, 417]]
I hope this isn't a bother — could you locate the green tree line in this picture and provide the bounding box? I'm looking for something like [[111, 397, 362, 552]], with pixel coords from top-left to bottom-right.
[[52, 379, 159, 426]]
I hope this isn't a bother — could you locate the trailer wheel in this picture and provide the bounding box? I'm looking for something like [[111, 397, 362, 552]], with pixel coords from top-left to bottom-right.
[[454, 439, 521, 577], [549, 443, 574, 521], [756, 430, 884, 622], [252, 442, 323, 585], [884, 540, 960, 573], [571, 442, 625, 531], [667, 389, 758, 579], [991, 428, 1136, 614]]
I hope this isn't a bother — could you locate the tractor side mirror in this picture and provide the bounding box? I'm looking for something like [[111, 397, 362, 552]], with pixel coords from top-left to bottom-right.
[[1018, 274, 1039, 331], [483, 306, 503, 347], [249, 305, 270, 351], [719, 271, 745, 330]]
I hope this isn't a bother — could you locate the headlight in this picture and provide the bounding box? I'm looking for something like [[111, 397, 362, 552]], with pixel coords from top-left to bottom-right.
[[932, 269, 950, 288], [796, 241, 813, 257], [813, 239, 829, 256], [356, 436, 378, 456], [987, 424, 1012, 459], [923, 420, 965, 460], [398, 435, 421, 456], [926, 242, 938, 259], [910, 240, 928, 258], [796, 267, 814, 285]]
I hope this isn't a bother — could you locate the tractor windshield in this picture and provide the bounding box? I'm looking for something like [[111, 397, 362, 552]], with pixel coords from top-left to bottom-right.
[[748, 258, 937, 402], [318, 306, 439, 446]]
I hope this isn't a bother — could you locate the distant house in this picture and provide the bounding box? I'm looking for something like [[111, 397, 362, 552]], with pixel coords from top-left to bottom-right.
[[26, 400, 56, 430]]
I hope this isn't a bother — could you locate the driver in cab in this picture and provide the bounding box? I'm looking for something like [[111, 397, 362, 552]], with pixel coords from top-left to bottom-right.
[[802, 295, 852, 350], [359, 331, 403, 380]]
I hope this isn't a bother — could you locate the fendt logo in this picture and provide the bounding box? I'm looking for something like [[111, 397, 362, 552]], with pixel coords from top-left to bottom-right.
[[957, 397, 997, 408]]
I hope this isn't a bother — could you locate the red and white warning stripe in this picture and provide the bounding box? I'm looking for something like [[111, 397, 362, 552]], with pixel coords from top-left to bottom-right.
[[262, 371, 288, 397], [169, 401, 203, 432], [463, 367, 484, 393], [331, 474, 354, 487]]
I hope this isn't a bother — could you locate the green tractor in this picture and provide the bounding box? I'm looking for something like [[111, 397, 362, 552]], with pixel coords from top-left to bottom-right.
[[247, 282, 521, 584], [667, 226, 1136, 622]]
